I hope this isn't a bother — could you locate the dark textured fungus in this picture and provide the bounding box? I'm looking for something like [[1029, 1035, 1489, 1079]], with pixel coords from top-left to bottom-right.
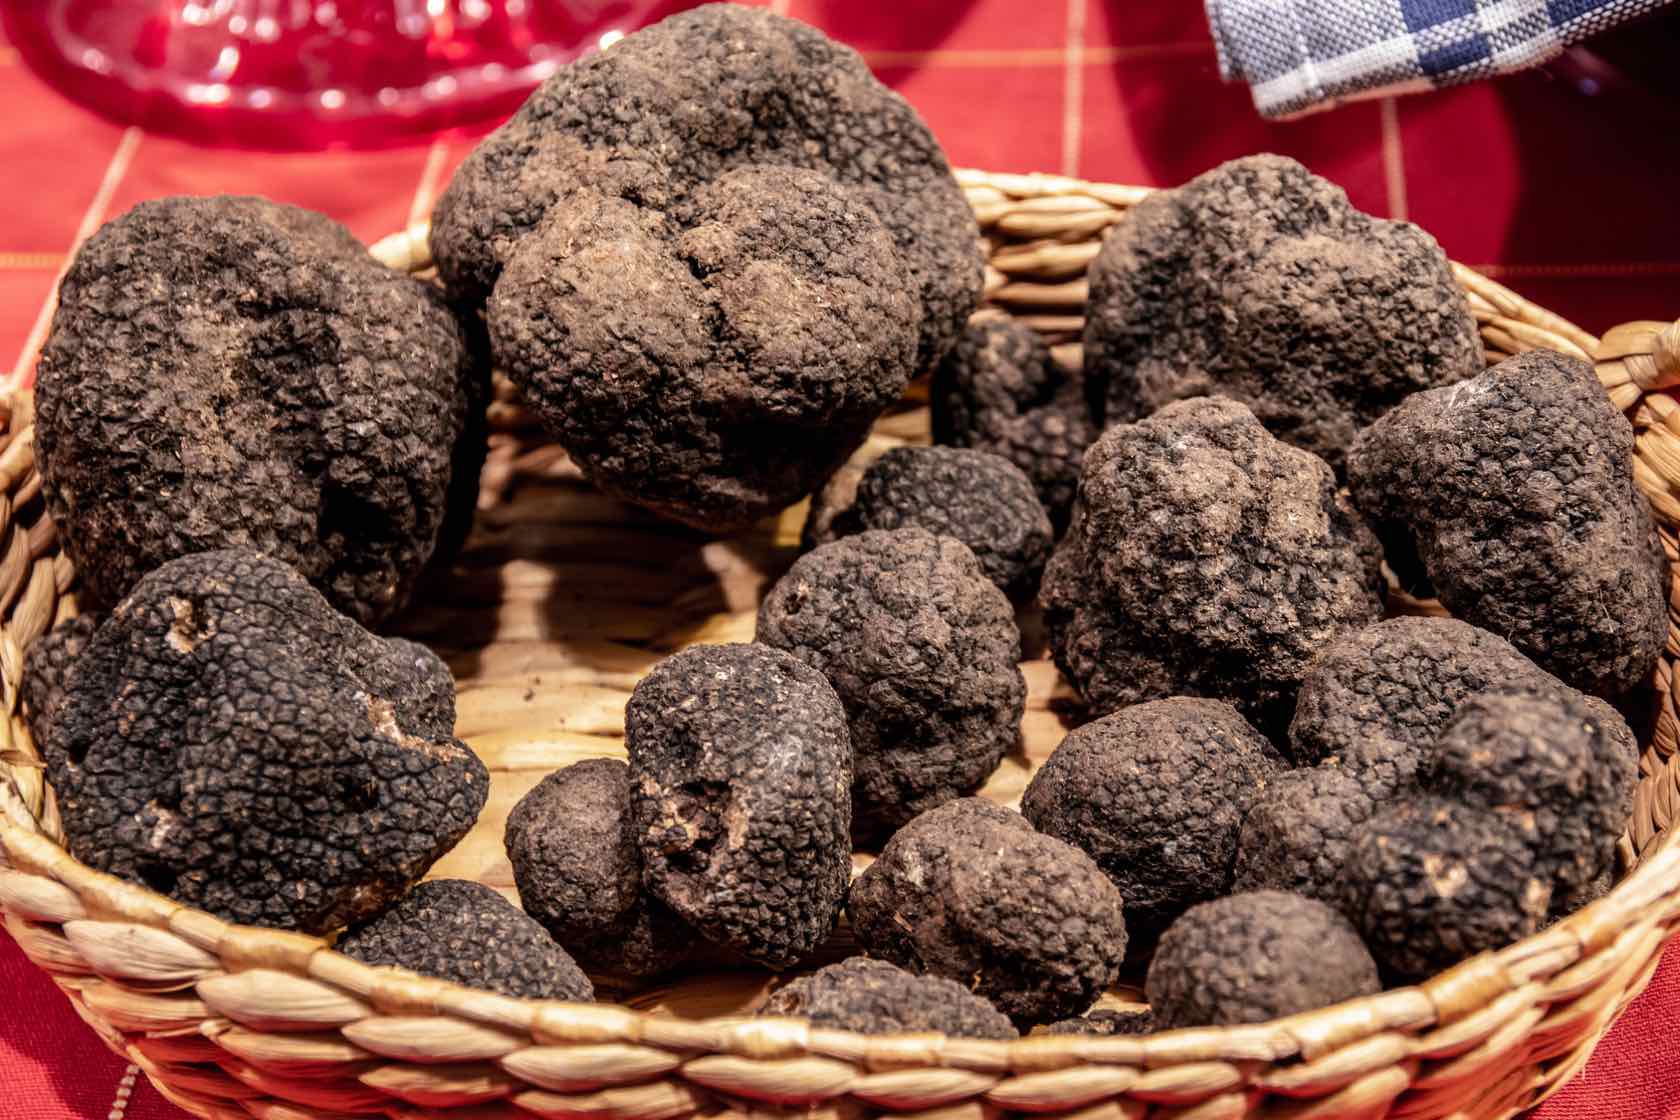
[[1041, 1009, 1156, 1037], [1347, 349, 1668, 698], [34, 195, 480, 627], [20, 613, 99, 751], [1084, 154, 1480, 472], [757, 529, 1025, 839], [760, 957, 1018, 1039], [26, 549, 489, 934], [1231, 766, 1378, 909]]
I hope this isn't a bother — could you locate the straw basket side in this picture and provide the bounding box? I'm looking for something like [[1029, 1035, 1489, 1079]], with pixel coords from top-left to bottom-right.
[[3, 171, 1680, 1120]]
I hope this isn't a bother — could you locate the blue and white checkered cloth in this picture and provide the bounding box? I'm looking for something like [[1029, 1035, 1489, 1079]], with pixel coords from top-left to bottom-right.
[[1205, 0, 1671, 118]]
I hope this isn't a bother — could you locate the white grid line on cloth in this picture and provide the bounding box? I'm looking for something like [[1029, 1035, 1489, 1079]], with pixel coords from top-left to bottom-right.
[[408, 138, 451, 230], [1380, 95, 1407, 221], [1061, 0, 1088, 177], [6, 125, 142, 392]]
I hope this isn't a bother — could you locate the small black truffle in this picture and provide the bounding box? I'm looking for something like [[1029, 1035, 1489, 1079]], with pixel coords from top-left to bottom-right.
[[1231, 766, 1378, 908], [20, 613, 99, 750], [27, 549, 488, 933], [803, 446, 1055, 598], [35, 195, 481, 626], [339, 879, 593, 1002], [1041, 1008, 1156, 1036], [760, 957, 1018, 1039], [931, 316, 1100, 532], [757, 529, 1025, 839], [627, 644, 852, 969], [504, 758, 691, 978], [1146, 891, 1381, 1029], [848, 798, 1128, 1027], [1348, 349, 1668, 697], [1084, 154, 1480, 472], [1022, 698, 1284, 954], [1041, 397, 1384, 736]]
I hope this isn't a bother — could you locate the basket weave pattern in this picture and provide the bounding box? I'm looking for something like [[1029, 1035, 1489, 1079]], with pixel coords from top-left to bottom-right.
[[4, 172, 1680, 1120]]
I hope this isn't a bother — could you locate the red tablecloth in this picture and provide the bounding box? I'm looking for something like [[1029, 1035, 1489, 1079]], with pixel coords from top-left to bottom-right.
[[3, 2, 1680, 1117]]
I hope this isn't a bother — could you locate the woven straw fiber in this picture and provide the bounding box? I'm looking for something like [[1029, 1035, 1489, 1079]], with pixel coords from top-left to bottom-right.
[[4, 170, 1680, 1120]]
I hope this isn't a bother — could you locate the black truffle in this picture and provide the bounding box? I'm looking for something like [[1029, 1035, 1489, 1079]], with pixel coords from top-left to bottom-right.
[[504, 758, 691, 978], [1040, 1008, 1156, 1036], [20, 613, 99, 750], [1338, 798, 1551, 982], [1145, 891, 1381, 1029], [339, 879, 593, 1002], [1022, 698, 1284, 954], [803, 446, 1055, 598], [27, 549, 488, 933], [1041, 397, 1384, 736], [1084, 154, 1480, 472], [1289, 617, 1554, 796], [35, 195, 480, 627], [931, 316, 1100, 532], [627, 643, 852, 969], [1347, 349, 1668, 697], [848, 798, 1128, 1027], [1231, 766, 1378, 908], [760, 957, 1018, 1039], [756, 529, 1026, 839]]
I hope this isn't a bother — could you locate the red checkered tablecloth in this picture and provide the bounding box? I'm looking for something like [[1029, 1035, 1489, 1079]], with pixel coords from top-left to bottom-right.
[[4, 2, 1680, 1118]]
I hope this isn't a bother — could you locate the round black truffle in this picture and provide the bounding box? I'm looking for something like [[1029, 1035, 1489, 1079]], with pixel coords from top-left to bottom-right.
[[627, 643, 852, 969], [1347, 349, 1668, 697], [848, 798, 1128, 1027], [1145, 891, 1380, 1029], [756, 529, 1025, 839], [1231, 766, 1378, 908], [339, 879, 593, 1002], [803, 446, 1055, 598], [20, 613, 99, 751], [1040, 1008, 1156, 1036], [1041, 397, 1384, 736], [931, 316, 1100, 532], [1084, 154, 1480, 472], [760, 957, 1018, 1039], [504, 758, 691, 978], [35, 195, 480, 626], [27, 549, 489, 933], [1021, 698, 1284, 955]]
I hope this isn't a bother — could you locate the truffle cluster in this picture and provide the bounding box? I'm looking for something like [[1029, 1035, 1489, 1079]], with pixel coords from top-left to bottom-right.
[[760, 957, 1018, 1039]]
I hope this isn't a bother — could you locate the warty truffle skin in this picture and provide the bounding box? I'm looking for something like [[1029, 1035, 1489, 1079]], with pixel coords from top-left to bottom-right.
[[1347, 349, 1668, 698], [26, 549, 489, 934], [338, 879, 593, 1002], [756, 529, 1026, 839], [760, 957, 1018, 1040], [504, 758, 691, 978], [626, 643, 853, 969], [931, 316, 1100, 533], [1041, 1008, 1155, 1036], [19, 613, 99, 751], [1231, 766, 1378, 908], [848, 798, 1129, 1027], [1083, 154, 1481, 472], [802, 446, 1055, 598], [1041, 397, 1384, 737], [1146, 891, 1381, 1029], [1022, 698, 1284, 955], [35, 195, 479, 627]]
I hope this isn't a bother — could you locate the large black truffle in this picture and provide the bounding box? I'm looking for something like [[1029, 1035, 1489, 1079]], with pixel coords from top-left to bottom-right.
[[627, 643, 852, 969], [803, 446, 1055, 598], [1041, 397, 1384, 736], [1084, 154, 1480, 472], [1231, 766, 1378, 908], [760, 957, 1018, 1040], [1347, 349, 1668, 697], [931, 316, 1100, 532], [339, 879, 593, 1002], [1145, 891, 1381, 1029], [504, 758, 691, 978], [35, 195, 480, 627], [26, 549, 488, 933], [757, 529, 1026, 839], [1021, 698, 1284, 955], [848, 798, 1128, 1027]]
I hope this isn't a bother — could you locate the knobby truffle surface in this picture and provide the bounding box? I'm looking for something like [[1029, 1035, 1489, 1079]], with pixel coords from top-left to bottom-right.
[[848, 798, 1128, 1026], [1041, 1009, 1156, 1036], [339, 879, 593, 1002], [35, 195, 478, 626], [1041, 397, 1383, 736], [757, 529, 1025, 838], [1084, 154, 1480, 472], [1231, 766, 1378, 908], [627, 643, 852, 969], [28, 549, 488, 933], [761, 957, 1018, 1039], [1347, 349, 1668, 697], [20, 614, 99, 750]]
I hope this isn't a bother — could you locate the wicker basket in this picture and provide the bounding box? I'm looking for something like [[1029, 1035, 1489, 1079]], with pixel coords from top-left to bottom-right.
[[5, 169, 1680, 1120]]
